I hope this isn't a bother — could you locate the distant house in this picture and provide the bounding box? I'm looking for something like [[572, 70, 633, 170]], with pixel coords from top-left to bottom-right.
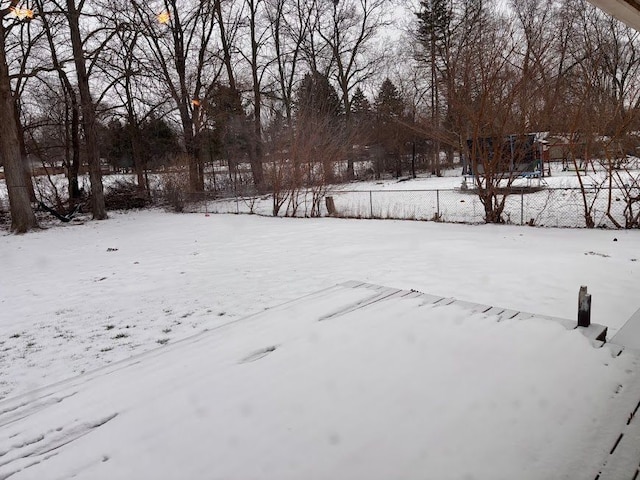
[[545, 135, 588, 165]]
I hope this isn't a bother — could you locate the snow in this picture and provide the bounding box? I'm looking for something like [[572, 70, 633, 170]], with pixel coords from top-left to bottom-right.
[[1, 211, 639, 402], [0, 283, 638, 480], [1, 210, 640, 478]]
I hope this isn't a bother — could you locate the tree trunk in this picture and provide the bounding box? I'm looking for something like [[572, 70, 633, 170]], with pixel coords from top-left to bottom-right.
[[249, 0, 265, 192], [67, 0, 107, 220], [124, 63, 146, 193], [131, 131, 146, 192], [126, 113, 146, 192], [69, 101, 81, 201], [215, 0, 236, 93], [0, 23, 37, 233], [13, 99, 35, 202], [179, 105, 203, 192]]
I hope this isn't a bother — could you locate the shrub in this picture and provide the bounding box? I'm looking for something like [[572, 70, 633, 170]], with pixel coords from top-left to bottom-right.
[[104, 180, 150, 211], [0, 197, 8, 226], [157, 169, 190, 213]]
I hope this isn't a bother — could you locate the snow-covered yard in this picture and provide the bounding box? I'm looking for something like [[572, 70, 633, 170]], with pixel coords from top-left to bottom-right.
[[1, 282, 638, 479], [1, 210, 639, 400], [2, 211, 640, 478]]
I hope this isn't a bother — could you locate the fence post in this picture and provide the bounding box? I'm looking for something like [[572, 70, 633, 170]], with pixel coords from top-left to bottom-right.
[[236, 196, 239, 214], [578, 285, 591, 327], [369, 190, 373, 218], [436, 190, 440, 219], [325, 196, 336, 216], [520, 189, 524, 225]]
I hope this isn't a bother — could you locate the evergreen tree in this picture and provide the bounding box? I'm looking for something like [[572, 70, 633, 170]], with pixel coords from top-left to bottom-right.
[[374, 78, 407, 178], [351, 87, 371, 115], [204, 82, 248, 159], [142, 117, 181, 167], [296, 71, 341, 120], [416, 0, 452, 47], [351, 87, 373, 140], [416, 0, 453, 177], [375, 78, 404, 121]]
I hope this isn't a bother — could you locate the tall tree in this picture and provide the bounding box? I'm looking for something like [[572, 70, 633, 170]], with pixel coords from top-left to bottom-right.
[[264, 0, 308, 123], [130, 0, 219, 192], [56, 0, 108, 219], [243, 0, 267, 192], [296, 70, 341, 119], [35, 0, 83, 203], [374, 78, 406, 177], [0, 2, 37, 232], [315, 0, 391, 178], [293, 70, 344, 183], [417, 0, 452, 176], [350, 86, 373, 138]]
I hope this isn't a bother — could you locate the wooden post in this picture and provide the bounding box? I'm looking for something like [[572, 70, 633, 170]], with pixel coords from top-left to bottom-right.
[[325, 196, 336, 216], [578, 285, 591, 327]]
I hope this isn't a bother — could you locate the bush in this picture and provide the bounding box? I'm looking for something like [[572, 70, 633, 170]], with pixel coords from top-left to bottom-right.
[[0, 197, 8, 226], [104, 180, 150, 210], [157, 171, 190, 212]]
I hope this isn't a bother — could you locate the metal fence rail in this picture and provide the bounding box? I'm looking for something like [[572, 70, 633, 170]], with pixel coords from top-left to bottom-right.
[[189, 186, 639, 229]]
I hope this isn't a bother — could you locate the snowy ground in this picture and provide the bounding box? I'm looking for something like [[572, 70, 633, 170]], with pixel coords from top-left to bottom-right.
[[1, 283, 639, 480], [1, 210, 639, 401]]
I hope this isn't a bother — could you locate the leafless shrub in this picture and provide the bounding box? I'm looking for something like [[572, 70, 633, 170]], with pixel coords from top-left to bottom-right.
[[605, 158, 640, 228], [104, 180, 150, 211], [0, 197, 8, 226], [531, 188, 554, 226], [309, 184, 333, 217], [264, 157, 291, 217], [33, 173, 68, 212], [240, 194, 260, 215], [157, 162, 190, 213]]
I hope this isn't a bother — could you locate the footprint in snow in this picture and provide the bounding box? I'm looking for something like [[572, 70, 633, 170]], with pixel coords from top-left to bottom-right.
[[240, 346, 277, 364], [584, 251, 610, 258]]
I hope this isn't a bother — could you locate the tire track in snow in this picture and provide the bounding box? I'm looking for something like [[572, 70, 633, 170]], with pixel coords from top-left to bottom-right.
[[0, 413, 117, 480]]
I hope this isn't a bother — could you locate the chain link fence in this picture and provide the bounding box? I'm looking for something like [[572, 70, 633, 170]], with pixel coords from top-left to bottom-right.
[[187, 186, 639, 229]]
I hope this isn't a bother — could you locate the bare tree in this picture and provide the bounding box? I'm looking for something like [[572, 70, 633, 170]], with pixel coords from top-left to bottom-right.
[[314, 0, 391, 178], [264, 0, 308, 123], [240, 0, 269, 192], [130, 0, 220, 192], [447, 2, 530, 223], [37, 0, 109, 219], [6, 11, 41, 203], [34, 0, 83, 204], [553, 0, 640, 227], [95, 1, 171, 193], [0, 2, 37, 232]]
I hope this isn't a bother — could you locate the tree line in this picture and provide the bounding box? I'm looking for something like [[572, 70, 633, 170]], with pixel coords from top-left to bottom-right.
[[2, 0, 640, 231]]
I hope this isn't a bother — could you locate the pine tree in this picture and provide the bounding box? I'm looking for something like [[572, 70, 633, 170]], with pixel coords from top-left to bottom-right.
[[374, 79, 407, 178], [351, 87, 371, 115], [416, 0, 452, 47], [349, 87, 373, 149], [416, 0, 453, 177], [375, 79, 404, 121], [296, 71, 341, 120]]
